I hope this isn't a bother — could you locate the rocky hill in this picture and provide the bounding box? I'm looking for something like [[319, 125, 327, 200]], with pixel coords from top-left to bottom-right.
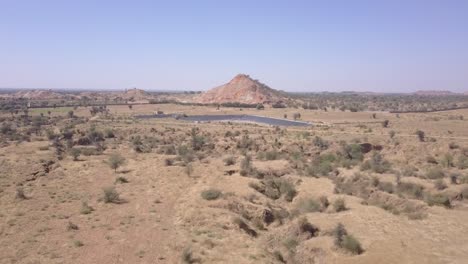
[[196, 74, 284, 104], [13, 89, 65, 99], [118, 88, 150, 101]]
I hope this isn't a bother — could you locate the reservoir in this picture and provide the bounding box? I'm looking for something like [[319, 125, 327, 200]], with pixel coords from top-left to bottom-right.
[[136, 114, 311, 127]]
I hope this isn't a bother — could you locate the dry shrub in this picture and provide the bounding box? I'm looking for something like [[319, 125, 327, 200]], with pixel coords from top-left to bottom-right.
[[233, 217, 257, 237]]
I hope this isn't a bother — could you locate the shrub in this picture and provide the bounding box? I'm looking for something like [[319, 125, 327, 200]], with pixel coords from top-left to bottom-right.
[[342, 144, 363, 161], [382, 120, 389, 128], [80, 148, 101, 156], [341, 235, 364, 255], [333, 198, 347, 212], [434, 179, 447, 190], [461, 187, 468, 200], [313, 136, 329, 150], [297, 198, 322, 213], [459, 174, 468, 184], [396, 182, 424, 199], [265, 150, 280, 160], [223, 156, 236, 166], [426, 167, 445, 179], [15, 187, 27, 200], [80, 201, 94, 214], [240, 155, 252, 176], [250, 179, 297, 202], [70, 148, 81, 161], [181, 247, 196, 264], [415, 130, 425, 142], [104, 128, 115, 138], [233, 217, 257, 237], [103, 187, 121, 204], [191, 134, 206, 151], [108, 153, 125, 172], [456, 155, 468, 169], [377, 181, 394, 194], [201, 189, 222, 200], [440, 153, 454, 168], [361, 153, 391, 173], [164, 158, 174, 166], [425, 193, 451, 208], [164, 145, 176, 155], [73, 240, 84, 247], [306, 153, 337, 177], [319, 196, 330, 210], [115, 176, 129, 184], [426, 156, 438, 164], [333, 223, 363, 255]]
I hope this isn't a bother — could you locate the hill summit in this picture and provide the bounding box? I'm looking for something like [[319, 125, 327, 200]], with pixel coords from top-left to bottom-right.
[[196, 74, 284, 104]]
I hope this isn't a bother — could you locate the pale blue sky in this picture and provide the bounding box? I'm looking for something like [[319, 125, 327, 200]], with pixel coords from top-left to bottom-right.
[[1, 0, 467, 92]]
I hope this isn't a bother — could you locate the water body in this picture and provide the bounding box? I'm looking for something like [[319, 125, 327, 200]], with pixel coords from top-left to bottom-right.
[[136, 114, 311, 127]]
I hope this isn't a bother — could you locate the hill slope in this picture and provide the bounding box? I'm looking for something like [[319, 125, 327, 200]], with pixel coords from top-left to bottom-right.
[[196, 74, 284, 104]]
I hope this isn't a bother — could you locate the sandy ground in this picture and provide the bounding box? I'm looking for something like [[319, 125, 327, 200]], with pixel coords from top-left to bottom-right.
[[1, 105, 468, 263]]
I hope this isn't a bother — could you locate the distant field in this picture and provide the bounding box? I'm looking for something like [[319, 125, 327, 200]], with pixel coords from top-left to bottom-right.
[[29, 107, 73, 115]]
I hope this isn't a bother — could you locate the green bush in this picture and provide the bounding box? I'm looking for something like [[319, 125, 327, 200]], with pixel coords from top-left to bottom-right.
[[342, 144, 364, 161], [341, 235, 364, 255], [201, 189, 222, 200], [306, 153, 336, 177]]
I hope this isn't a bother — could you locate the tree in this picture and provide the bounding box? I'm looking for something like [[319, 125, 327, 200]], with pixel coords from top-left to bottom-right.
[[108, 153, 125, 172], [416, 130, 425, 142]]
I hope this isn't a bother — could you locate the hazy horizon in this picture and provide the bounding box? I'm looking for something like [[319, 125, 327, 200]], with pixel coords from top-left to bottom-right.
[[1, 1, 468, 93]]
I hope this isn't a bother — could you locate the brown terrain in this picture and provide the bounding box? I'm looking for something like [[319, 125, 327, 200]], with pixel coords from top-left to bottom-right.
[[1, 83, 468, 264], [196, 74, 285, 104]]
